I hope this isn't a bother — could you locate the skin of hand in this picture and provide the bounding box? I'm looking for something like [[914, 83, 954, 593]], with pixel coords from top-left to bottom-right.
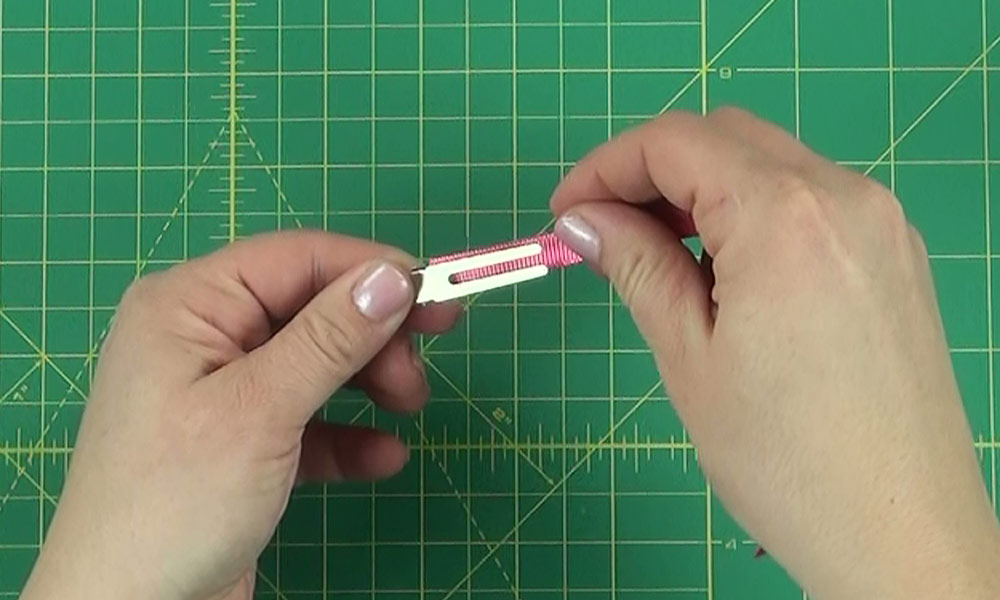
[[550, 108, 1000, 600], [21, 232, 461, 600]]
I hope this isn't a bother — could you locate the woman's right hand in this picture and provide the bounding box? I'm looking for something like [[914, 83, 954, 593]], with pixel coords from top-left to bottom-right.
[[551, 108, 1000, 599]]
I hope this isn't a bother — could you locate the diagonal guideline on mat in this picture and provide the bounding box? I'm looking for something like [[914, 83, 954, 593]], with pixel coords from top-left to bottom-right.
[[1, 0, 272, 566], [424, 359, 555, 485], [439, 380, 666, 600], [0, 361, 40, 407], [237, 121, 306, 231], [2, 0, 308, 540], [254, 569, 292, 600], [865, 32, 1000, 175], [0, 448, 58, 512], [0, 0, 267, 557], [0, 0, 239, 481], [0, 312, 86, 403], [0, 124, 231, 507], [659, 0, 780, 115], [0, 121, 226, 415], [411, 417, 519, 597]]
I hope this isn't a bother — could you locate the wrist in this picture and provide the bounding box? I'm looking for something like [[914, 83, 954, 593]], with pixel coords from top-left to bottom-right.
[[870, 521, 1000, 600], [22, 527, 183, 600], [23, 558, 145, 600]]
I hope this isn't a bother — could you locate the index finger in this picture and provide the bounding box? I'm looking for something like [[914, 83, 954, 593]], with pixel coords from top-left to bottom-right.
[[550, 111, 760, 254]]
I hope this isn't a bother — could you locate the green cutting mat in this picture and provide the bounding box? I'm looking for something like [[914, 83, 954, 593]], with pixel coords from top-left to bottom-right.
[[1, 0, 999, 598]]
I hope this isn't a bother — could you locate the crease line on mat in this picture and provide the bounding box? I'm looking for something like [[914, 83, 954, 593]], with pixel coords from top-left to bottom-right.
[[411, 417, 520, 598]]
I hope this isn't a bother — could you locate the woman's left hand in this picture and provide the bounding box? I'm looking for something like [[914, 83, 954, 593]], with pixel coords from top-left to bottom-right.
[[22, 231, 461, 600]]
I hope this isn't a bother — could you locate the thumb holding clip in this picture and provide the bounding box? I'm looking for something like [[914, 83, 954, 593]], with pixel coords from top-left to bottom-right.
[[237, 260, 416, 428]]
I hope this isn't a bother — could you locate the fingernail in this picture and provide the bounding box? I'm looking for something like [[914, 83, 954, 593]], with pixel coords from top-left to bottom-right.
[[410, 342, 429, 388], [353, 263, 413, 321], [555, 213, 601, 263], [411, 343, 426, 371]]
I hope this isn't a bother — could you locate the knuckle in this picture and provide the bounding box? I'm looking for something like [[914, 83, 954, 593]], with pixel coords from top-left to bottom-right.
[[854, 176, 912, 243], [766, 172, 843, 257], [772, 172, 824, 227], [773, 171, 818, 204], [855, 173, 891, 200], [868, 183, 906, 224], [118, 272, 169, 325], [121, 273, 157, 307]]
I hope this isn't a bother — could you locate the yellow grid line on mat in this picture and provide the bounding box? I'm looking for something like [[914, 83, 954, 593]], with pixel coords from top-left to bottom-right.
[[981, 0, 998, 508]]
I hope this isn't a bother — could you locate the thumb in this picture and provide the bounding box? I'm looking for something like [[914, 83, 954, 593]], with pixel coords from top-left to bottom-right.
[[554, 203, 713, 375], [241, 260, 415, 427]]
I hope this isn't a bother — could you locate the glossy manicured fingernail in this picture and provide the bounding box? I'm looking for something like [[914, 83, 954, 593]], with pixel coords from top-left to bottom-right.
[[353, 263, 413, 321], [555, 212, 601, 263]]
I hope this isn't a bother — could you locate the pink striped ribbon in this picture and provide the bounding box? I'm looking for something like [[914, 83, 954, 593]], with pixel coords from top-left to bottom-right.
[[428, 233, 583, 283]]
